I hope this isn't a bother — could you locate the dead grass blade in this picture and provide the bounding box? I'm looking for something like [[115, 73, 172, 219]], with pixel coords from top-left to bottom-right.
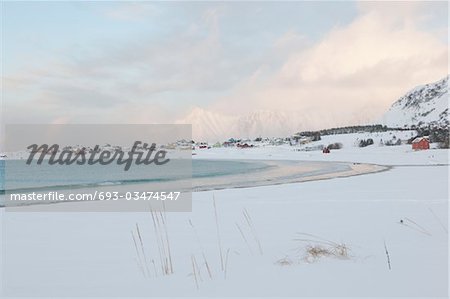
[[383, 240, 392, 270], [428, 208, 448, 233], [243, 208, 263, 255], [213, 195, 224, 272]]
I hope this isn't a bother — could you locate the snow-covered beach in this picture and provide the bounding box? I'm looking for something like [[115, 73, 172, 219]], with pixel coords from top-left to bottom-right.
[[1, 141, 448, 298], [2, 1, 449, 297]]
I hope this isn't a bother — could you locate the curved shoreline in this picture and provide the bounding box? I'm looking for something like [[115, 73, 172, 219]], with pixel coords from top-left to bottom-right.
[[0, 160, 389, 209], [190, 160, 389, 192]]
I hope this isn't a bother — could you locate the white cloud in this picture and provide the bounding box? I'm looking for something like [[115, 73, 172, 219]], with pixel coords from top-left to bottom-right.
[[210, 2, 448, 129], [2, 2, 447, 136]]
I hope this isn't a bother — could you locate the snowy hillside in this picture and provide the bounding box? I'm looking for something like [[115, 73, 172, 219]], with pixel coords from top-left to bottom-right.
[[381, 75, 449, 128], [179, 76, 449, 141], [177, 108, 349, 141], [177, 108, 302, 141], [236, 110, 300, 139], [175, 107, 237, 141]]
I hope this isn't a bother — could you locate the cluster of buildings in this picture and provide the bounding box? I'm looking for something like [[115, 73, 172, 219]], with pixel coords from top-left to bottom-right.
[[192, 137, 292, 150], [191, 134, 432, 152], [2, 133, 432, 160]]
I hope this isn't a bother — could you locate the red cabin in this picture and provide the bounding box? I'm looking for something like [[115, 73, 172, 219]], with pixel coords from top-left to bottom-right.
[[412, 137, 430, 150]]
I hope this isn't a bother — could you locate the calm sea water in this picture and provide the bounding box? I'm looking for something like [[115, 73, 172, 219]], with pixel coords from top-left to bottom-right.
[[0, 159, 354, 208], [0, 159, 271, 194]]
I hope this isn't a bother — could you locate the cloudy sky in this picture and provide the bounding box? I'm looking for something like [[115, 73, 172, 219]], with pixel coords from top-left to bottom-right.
[[1, 1, 448, 133]]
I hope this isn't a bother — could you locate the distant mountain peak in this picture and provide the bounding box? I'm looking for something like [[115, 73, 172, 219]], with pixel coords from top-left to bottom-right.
[[176, 108, 297, 141]]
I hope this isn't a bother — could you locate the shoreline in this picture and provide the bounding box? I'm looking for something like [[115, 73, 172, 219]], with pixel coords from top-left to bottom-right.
[[0, 160, 388, 209], [191, 160, 389, 192]]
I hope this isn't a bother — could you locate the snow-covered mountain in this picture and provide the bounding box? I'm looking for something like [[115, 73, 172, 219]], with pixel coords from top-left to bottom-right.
[[178, 76, 449, 141], [236, 110, 300, 139], [381, 76, 449, 128], [175, 107, 237, 141], [176, 108, 301, 141], [177, 107, 372, 141]]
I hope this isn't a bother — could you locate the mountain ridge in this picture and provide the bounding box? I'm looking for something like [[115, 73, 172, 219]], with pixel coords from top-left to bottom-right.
[[177, 76, 449, 141], [381, 75, 449, 128]]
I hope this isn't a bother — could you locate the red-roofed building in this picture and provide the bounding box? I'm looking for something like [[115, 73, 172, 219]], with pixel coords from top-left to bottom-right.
[[412, 137, 430, 150]]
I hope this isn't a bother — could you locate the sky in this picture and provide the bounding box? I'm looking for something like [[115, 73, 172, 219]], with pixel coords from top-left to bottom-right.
[[1, 1, 448, 138]]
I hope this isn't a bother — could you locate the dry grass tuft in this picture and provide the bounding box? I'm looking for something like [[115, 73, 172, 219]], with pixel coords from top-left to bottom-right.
[[302, 243, 349, 263], [130, 203, 174, 278], [275, 256, 295, 266], [274, 233, 353, 264], [306, 245, 332, 258], [150, 207, 174, 276], [332, 243, 350, 259]]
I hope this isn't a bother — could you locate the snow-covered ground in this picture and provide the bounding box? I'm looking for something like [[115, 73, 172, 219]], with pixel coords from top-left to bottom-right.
[[1, 136, 448, 298]]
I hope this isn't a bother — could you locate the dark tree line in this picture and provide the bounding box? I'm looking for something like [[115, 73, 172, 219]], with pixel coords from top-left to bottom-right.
[[296, 124, 407, 138], [296, 124, 449, 148]]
